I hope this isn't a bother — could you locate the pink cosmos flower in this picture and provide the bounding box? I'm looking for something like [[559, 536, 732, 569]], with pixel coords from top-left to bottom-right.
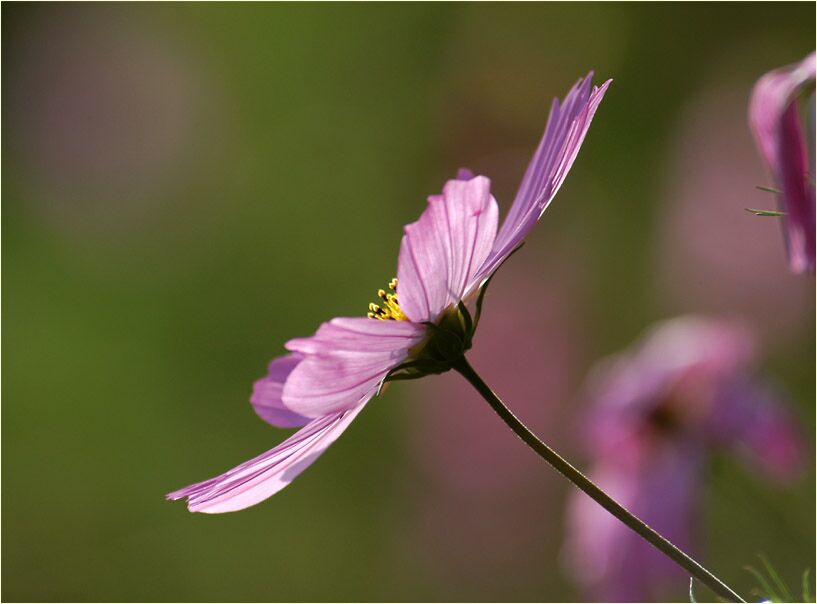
[[749, 52, 816, 274], [563, 316, 806, 602], [168, 73, 611, 513]]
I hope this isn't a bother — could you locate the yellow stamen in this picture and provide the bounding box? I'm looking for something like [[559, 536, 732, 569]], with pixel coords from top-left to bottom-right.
[[367, 277, 407, 321]]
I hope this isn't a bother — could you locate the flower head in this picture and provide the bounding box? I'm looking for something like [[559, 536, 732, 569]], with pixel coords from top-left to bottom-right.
[[749, 52, 816, 273], [167, 72, 610, 513], [563, 317, 806, 602]]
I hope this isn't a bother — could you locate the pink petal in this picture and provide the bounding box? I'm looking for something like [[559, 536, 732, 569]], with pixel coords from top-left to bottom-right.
[[777, 101, 816, 273], [740, 401, 806, 483], [749, 52, 816, 273], [476, 73, 611, 284], [456, 167, 475, 181], [250, 353, 312, 428], [564, 445, 702, 601], [286, 317, 426, 353], [712, 380, 807, 484], [167, 403, 366, 513], [749, 53, 815, 167], [282, 317, 426, 417], [396, 176, 499, 322]]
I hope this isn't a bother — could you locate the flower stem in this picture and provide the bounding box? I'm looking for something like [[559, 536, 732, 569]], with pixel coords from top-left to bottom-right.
[[452, 356, 745, 603]]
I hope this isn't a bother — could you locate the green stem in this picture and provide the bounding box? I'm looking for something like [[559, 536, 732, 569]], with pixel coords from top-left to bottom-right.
[[452, 356, 745, 603]]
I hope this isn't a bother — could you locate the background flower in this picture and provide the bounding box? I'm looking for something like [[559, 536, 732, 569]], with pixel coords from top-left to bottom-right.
[[749, 52, 816, 274], [563, 316, 807, 602], [656, 66, 814, 347]]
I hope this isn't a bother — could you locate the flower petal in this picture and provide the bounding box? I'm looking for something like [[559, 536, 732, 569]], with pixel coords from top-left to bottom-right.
[[564, 444, 703, 601], [709, 379, 806, 483], [749, 53, 815, 167], [456, 167, 475, 181], [286, 317, 426, 353], [749, 52, 816, 273], [282, 317, 426, 417], [396, 176, 499, 322], [250, 353, 312, 428], [777, 101, 816, 273], [167, 403, 366, 513], [476, 73, 611, 284]]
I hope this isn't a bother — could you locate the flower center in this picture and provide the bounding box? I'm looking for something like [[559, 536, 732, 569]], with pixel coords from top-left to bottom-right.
[[367, 278, 407, 321]]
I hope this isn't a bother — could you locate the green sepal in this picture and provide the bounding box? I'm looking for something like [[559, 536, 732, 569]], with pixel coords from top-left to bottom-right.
[[745, 208, 785, 217], [422, 319, 469, 361], [377, 358, 450, 395], [457, 300, 473, 341]]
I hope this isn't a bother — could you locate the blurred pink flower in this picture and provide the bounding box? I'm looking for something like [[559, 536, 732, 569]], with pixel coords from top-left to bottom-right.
[[749, 52, 816, 274], [168, 73, 610, 513], [563, 316, 805, 602], [657, 73, 813, 345]]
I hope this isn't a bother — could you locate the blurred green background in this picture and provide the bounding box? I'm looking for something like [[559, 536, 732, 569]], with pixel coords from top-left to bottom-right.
[[2, 3, 814, 601]]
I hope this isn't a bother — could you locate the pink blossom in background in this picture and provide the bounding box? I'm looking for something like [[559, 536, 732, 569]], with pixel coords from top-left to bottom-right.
[[563, 316, 806, 602], [402, 250, 585, 582], [657, 73, 813, 345], [168, 73, 611, 513], [749, 52, 815, 274]]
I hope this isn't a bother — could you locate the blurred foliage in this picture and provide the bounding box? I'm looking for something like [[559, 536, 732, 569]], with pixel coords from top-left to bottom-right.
[[744, 557, 813, 603]]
